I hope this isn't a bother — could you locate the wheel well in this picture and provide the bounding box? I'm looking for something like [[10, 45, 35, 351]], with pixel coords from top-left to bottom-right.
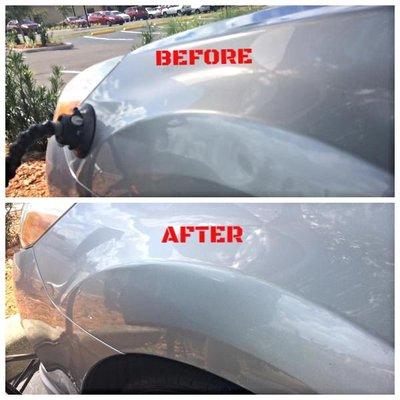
[[82, 353, 250, 394]]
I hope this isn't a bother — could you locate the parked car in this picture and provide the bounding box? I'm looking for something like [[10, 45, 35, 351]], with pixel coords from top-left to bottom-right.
[[161, 5, 191, 17], [46, 6, 393, 197], [13, 203, 394, 393], [6, 19, 39, 33], [60, 16, 88, 28], [161, 5, 180, 17], [109, 10, 130, 23], [145, 6, 162, 18], [190, 5, 211, 14], [124, 6, 149, 21], [88, 11, 124, 26]]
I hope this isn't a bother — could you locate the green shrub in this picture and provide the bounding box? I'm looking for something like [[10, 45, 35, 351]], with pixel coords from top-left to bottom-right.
[[6, 33, 14, 47], [165, 18, 185, 36], [6, 50, 63, 151], [26, 36, 36, 48], [165, 17, 204, 36], [24, 36, 35, 48], [14, 31, 21, 45], [39, 25, 49, 46], [214, 6, 263, 21], [27, 29, 36, 43], [6, 30, 20, 47], [141, 21, 155, 46]]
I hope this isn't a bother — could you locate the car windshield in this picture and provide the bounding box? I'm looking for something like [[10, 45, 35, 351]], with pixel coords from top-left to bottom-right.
[[68, 17, 78, 20], [110, 11, 119, 14], [21, 19, 33, 23]]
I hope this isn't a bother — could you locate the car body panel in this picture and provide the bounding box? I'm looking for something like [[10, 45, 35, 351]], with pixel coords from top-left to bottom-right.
[[46, 6, 394, 197], [88, 12, 123, 25], [13, 247, 121, 393], [110, 11, 130, 22], [14, 203, 394, 393], [124, 7, 148, 21]]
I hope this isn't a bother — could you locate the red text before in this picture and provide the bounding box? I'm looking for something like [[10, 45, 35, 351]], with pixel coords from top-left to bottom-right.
[[156, 48, 253, 66], [161, 225, 244, 243]]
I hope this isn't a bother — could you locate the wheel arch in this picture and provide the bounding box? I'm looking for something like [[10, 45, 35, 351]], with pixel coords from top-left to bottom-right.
[[81, 353, 250, 393], [66, 262, 314, 393]]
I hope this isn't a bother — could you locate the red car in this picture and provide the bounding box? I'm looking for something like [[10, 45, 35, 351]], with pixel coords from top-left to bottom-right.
[[124, 6, 149, 21], [88, 11, 124, 26], [61, 16, 88, 28], [7, 19, 39, 33]]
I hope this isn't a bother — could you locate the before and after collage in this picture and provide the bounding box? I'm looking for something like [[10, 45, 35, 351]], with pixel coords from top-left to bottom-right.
[[4, 2, 395, 396]]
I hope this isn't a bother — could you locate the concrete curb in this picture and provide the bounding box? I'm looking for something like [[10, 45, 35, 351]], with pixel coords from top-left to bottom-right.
[[91, 27, 116, 36], [14, 43, 73, 53], [123, 25, 141, 31]]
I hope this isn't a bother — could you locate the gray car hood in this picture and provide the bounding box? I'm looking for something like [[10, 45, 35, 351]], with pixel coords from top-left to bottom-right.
[[49, 6, 393, 196]]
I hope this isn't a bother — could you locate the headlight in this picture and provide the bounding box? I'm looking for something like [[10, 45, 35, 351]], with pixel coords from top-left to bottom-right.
[[20, 202, 74, 248], [53, 56, 123, 121]]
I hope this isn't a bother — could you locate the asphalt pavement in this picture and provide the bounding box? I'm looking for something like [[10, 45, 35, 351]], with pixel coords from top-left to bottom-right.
[[23, 29, 161, 86]]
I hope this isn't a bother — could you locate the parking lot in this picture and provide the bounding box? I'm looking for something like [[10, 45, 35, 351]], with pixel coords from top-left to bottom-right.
[[23, 28, 163, 85]]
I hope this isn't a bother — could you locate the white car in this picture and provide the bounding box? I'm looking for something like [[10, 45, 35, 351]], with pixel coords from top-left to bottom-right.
[[109, 10, 130, 23], [161, 5, 191, 17], [191, 5, 211, 13], [145, 7, 162, 18]]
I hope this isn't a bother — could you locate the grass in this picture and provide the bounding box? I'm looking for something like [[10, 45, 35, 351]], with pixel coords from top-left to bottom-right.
[[141, 21, 155, 46], [213, 5, 263, 20], [164, 16, 205, 36]]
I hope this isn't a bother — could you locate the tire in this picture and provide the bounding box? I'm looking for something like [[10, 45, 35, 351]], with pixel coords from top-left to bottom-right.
[[107, 21, 112, 27], [177, 10, 182, 16], [83, 355, 250, 394], [121, 360, 246, 394], [163, 12, 168, 17], [195, 9, 200, 14]]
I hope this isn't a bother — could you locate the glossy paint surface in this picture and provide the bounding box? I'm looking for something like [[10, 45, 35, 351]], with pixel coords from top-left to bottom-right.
[[46, 6, 394, 196], [15, 204, 393, 393]]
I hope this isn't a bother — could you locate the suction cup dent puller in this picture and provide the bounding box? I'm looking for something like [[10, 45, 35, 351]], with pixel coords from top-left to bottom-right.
[[55, 103, 96, 158], [6, 103, 96, 187]]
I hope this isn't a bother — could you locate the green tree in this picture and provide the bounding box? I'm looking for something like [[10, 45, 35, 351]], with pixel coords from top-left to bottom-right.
[[57, 6, 73, 19], [6, 6, 33, 21], [39, 25, 49, 47], [6, 6, 33, 39], [6, 50, 63, 151], [33, 11, 48, 25]]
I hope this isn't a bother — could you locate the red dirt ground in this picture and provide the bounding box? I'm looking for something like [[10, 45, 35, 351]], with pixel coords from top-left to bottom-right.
[[6, 160, 49, 197]]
